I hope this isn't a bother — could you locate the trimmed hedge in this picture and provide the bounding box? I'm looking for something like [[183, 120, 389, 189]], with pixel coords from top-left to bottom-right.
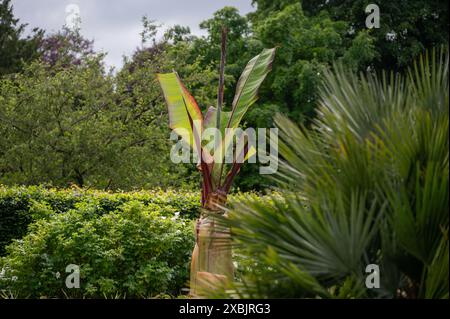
[[0, 201, 195, 298], [0, 186, 278, 298], [0, 185, 201, 255]]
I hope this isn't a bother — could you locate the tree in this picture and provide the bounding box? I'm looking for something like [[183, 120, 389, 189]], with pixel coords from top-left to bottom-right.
[[0, 51, 189, 190], [158, 29, 276, 295], [252, 2, 378, 122], [38, 26, 96, 68], [164, 25, 193, 44], [1, 19, 220, 190], [252, 0, 449, 70], [0, 0, 43, 75], [303, 0, 449, 70]]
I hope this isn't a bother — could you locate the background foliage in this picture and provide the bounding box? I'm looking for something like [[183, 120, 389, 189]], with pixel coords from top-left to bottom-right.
[[1, 0, 448, 190]]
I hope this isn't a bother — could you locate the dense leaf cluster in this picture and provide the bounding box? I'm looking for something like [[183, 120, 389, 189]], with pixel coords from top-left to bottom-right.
[[0, 199, 196, 298], [0, 185, 201, 255]]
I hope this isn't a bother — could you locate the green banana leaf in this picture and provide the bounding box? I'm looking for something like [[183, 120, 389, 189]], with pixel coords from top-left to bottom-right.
[[157, 72, 203, 157]]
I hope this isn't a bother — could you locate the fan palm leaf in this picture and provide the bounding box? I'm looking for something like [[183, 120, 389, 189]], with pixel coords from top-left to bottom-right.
[[211, 48, 449, 299]]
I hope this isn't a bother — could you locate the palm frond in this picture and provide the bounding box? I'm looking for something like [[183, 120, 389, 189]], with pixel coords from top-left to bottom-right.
[[214, 47, 449, 299]]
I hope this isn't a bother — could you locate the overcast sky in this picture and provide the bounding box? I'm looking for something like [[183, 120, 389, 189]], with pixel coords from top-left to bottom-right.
[[11, 0, 255, 70]]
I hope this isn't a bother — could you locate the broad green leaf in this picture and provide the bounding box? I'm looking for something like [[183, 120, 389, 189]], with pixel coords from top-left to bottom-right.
[[227, 48, 276, 129], [214, 48, 276, 187], [209, 48, 276, 157], [157, 72, 203, 155]]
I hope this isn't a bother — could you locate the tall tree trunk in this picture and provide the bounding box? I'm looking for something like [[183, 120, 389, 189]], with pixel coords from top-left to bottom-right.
[[190, 191, 233, 296]]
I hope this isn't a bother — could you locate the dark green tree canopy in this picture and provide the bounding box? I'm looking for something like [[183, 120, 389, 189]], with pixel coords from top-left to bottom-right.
[[252, 0, 449, 70]]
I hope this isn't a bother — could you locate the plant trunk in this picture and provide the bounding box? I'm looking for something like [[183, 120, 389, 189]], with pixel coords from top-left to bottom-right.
[[190, 191, 233, 296]]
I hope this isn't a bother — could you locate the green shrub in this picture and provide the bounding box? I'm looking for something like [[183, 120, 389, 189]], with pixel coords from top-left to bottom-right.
[[0, 201, 195, 298], [0, 185, 201, 255]]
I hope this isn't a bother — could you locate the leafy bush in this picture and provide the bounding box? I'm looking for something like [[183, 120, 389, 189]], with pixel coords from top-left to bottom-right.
[[0, 186, 276, 298], [0, 185, 201, 255], [0, 201, 195, 298]]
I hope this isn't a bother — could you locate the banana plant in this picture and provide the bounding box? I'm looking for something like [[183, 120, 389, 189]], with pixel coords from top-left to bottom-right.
[[157, 30, 275, 295]]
